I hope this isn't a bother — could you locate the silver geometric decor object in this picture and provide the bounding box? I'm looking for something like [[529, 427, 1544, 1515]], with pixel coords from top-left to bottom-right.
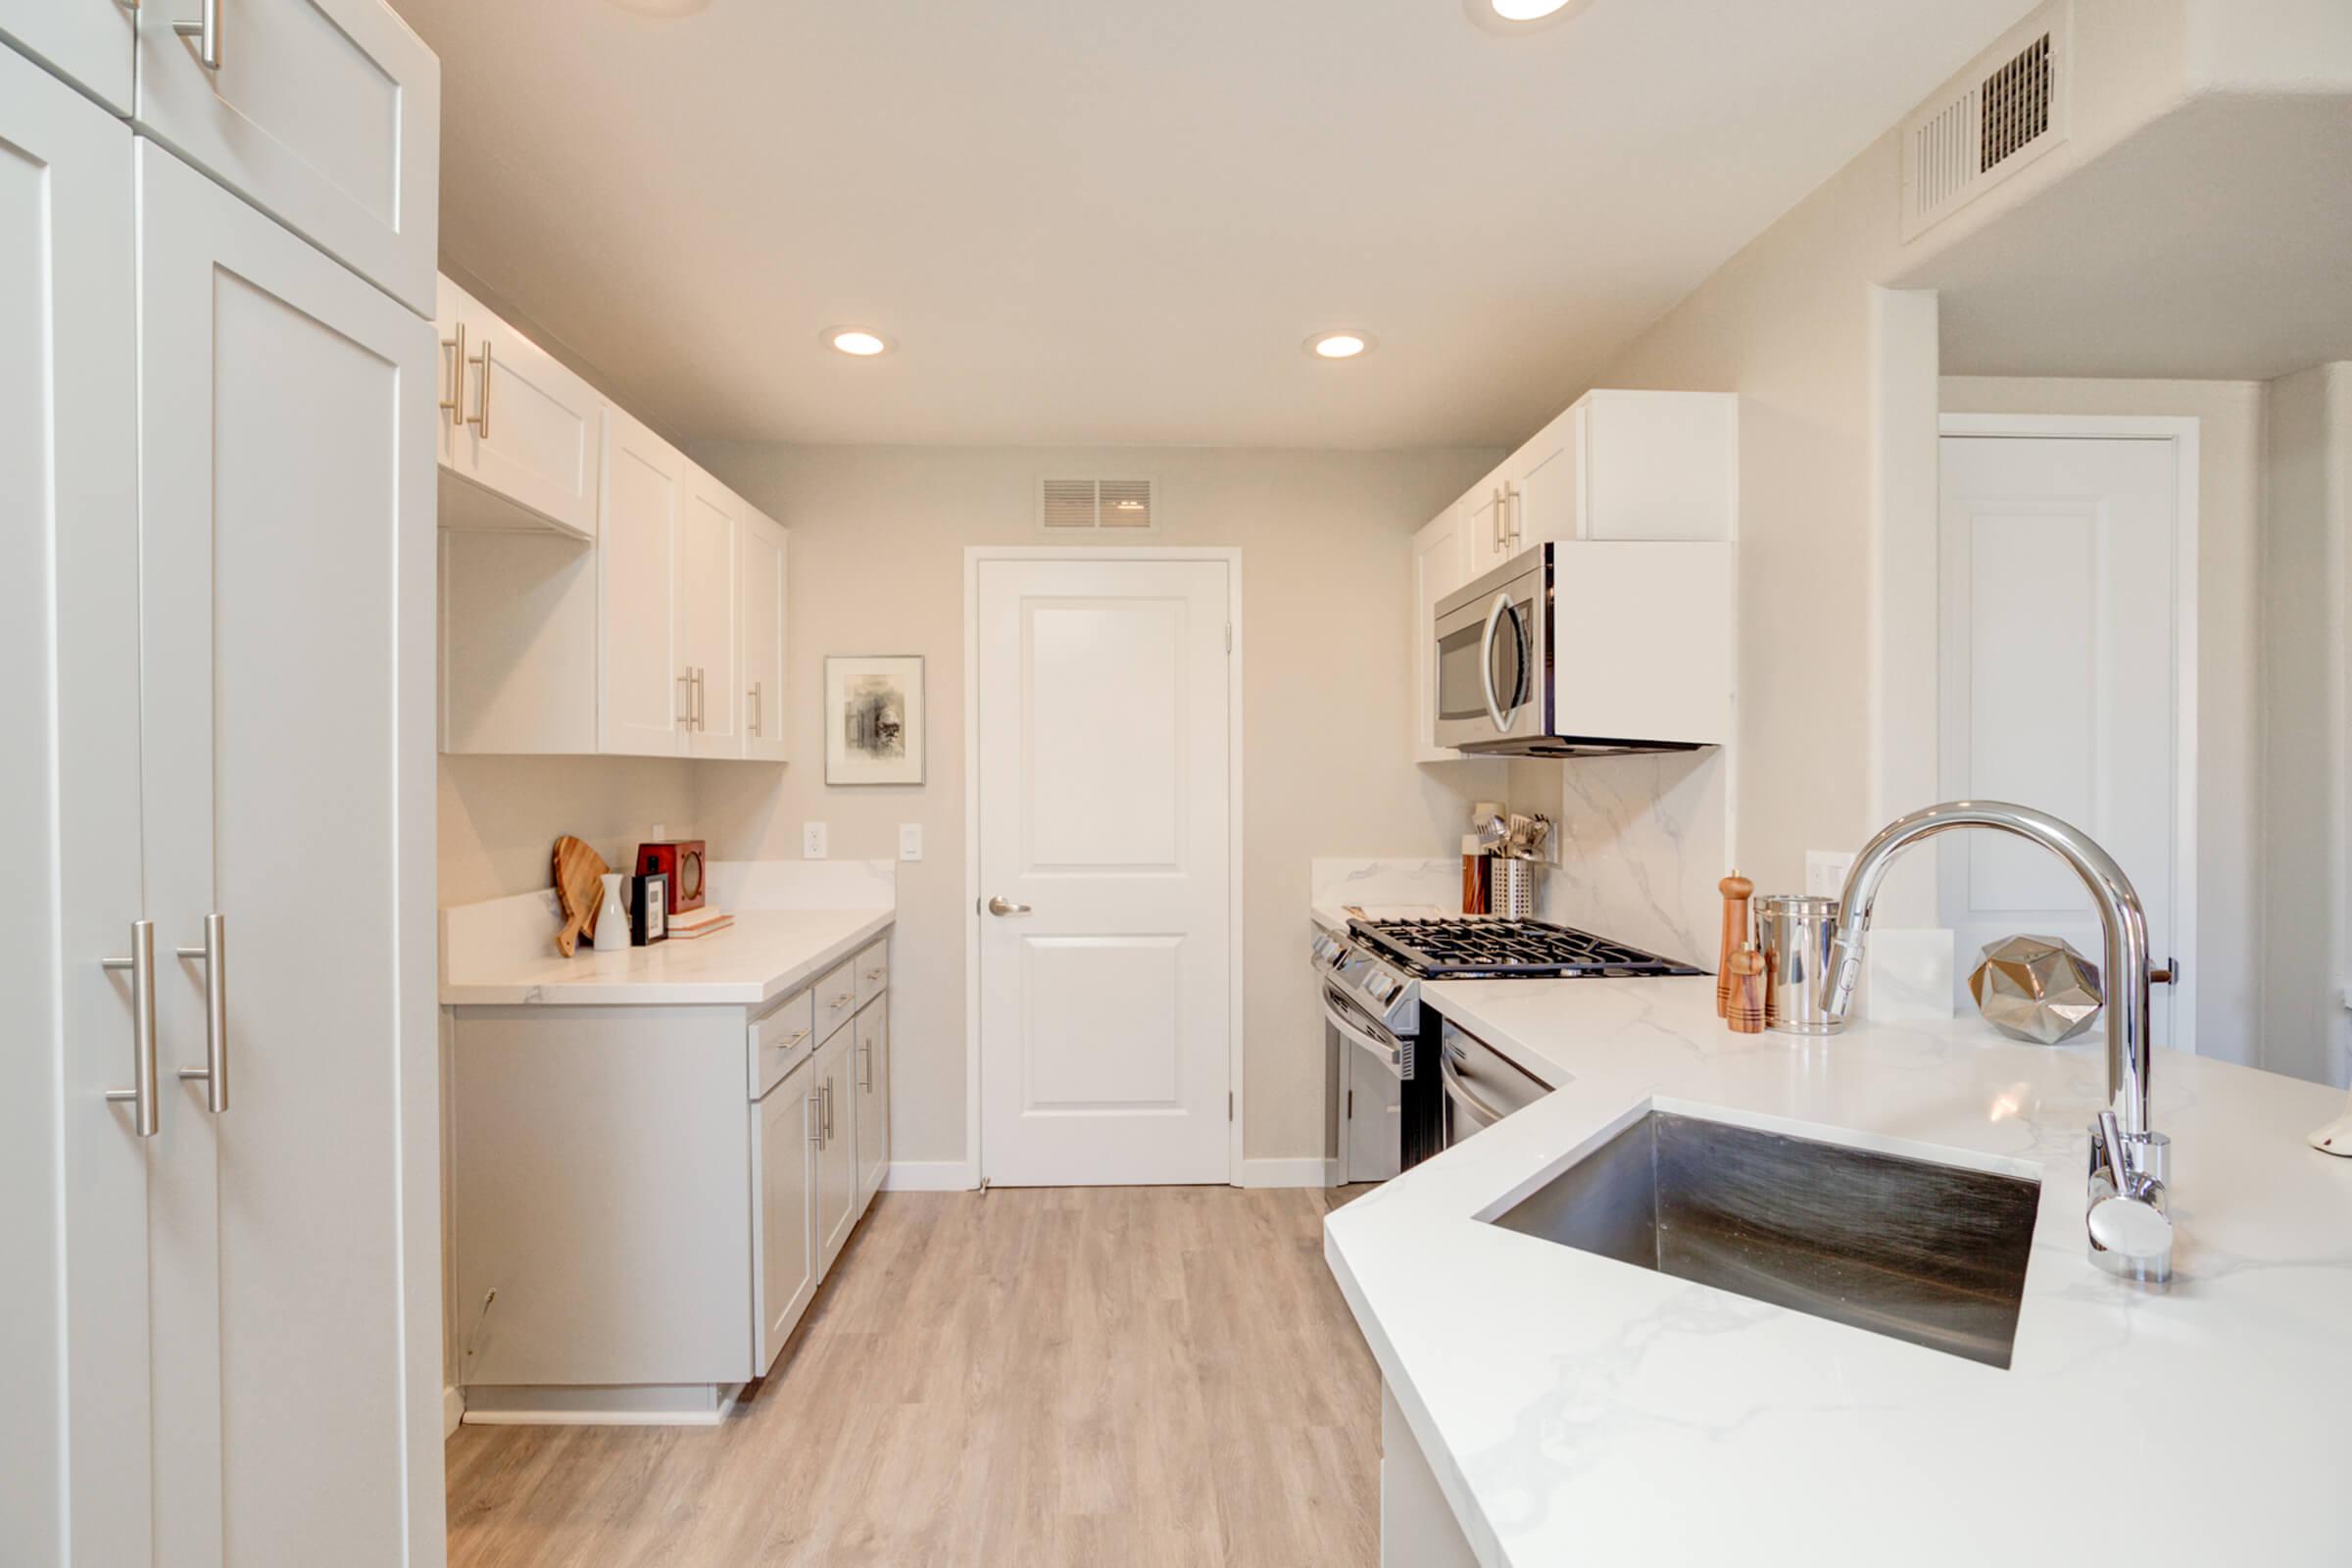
[[1969, 934, 2104, 1045]]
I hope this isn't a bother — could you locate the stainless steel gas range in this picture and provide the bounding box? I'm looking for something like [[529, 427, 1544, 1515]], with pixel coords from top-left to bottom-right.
[[1313, 915, 1701, 1171]]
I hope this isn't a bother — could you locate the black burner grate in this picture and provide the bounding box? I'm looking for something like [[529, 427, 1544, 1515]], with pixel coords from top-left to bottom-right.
[[1349, 917, 1702, 980]]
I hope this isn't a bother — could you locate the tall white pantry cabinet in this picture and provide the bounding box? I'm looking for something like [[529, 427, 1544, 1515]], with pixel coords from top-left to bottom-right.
[[4, 6, 445, 1566]]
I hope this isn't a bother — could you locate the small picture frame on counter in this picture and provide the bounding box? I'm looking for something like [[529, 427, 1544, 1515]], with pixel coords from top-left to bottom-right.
[[630, 873, 668, 945]]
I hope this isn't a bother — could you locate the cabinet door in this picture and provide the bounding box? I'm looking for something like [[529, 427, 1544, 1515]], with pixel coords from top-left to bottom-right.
[[135, 0, 439, 315], [1460, 479, 1507, 573], [1, 54, 149, 1565], [436, 273, 601, 541], [1583, 390, 1738, 542], [755, 1067, 817, 1372], [1410, 507, 1472, 762], [598, 407, 687, 756], [137, 141, 440, 1566], [854, 1000, 889, 1214], [0, 0, 134, 111], [1509, 405, 1585, 548], [740, 511, 790, 761], [816, 1034, 858, 1274], [678, 469, 743, 759]]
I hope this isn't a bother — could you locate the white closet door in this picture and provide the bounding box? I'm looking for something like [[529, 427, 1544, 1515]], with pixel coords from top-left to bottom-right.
[[135, 0, 440, 315], [137, 141, 441, 1567], [680, 470, 743, 759], [1, 50, 149, 1565], [0, 0, 134, 111], [598, 407, 687, 756]]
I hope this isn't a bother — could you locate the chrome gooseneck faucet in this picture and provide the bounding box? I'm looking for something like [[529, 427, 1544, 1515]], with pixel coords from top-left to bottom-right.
[[1819, 801, 2174, 1283]]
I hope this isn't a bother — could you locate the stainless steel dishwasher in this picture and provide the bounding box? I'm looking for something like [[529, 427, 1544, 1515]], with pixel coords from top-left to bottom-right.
[[1439, 1020, 1555, 1147]]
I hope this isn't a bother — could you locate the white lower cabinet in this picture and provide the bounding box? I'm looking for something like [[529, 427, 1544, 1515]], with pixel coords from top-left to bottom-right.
[[449, 936, 894, 1416]]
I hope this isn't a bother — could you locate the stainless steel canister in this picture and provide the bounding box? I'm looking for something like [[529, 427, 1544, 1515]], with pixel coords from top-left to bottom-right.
[[1491, 857, 1538, 921], [1756, 893, 1843, 1035]]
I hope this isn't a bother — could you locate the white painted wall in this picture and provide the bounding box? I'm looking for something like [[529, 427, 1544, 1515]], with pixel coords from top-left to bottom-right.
[[2262, 364, 2352, 1088], [682, 443, 1503, 1166], [1939, 376, 2266, 1063]]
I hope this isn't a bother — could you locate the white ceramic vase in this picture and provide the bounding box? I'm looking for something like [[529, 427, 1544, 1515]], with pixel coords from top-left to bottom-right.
[[593, 871, 630, 952]]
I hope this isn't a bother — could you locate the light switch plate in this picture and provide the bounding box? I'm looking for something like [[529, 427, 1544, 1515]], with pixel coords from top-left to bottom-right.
[[803, 822, 829, 859], [1806, 850, 1855, 898], [899, 823, 923, 862]]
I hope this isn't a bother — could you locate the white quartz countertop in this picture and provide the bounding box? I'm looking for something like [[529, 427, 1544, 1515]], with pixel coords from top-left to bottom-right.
[[439, 907, 894, 1007], [1325, 974, 2352, 1567]]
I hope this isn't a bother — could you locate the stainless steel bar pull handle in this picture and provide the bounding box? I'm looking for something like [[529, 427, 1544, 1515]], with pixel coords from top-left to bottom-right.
[[748, 681, 760, 737], [467, 336, 493, 438], [677, 668, 692, 725], [439, 323, 467, 423], [808, 1090, 823, 1147], [859, 1042, 872, 1091], [173, 0, 221, 71], [175, 912, 228, 1113], [102, 920, 160, 1138]]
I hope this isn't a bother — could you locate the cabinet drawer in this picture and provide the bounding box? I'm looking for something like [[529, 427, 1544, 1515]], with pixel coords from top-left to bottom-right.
[[813, 959, 858, 1042], [854, 937, 890, 1009], [748, 988, 815, 1100]]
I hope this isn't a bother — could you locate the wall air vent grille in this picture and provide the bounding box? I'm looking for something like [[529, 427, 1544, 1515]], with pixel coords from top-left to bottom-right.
[[1037, 477, 1156, 533], [1900, 2, 2069, 242]]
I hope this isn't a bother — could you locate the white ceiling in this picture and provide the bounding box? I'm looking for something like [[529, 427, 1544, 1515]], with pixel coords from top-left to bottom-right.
[[394, 0, 2035, 449]]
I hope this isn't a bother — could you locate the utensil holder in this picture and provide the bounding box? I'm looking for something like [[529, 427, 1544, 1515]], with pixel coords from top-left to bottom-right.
[[1492, 858, 1537, 920], [1756, 893, 1842, 1034]]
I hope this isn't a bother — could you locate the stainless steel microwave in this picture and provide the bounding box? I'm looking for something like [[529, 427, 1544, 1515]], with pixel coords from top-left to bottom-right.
[[1431, 542, 1730, 757]]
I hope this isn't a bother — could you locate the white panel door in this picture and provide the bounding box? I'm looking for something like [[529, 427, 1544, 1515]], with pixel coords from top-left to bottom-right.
[[0, 0, 134, 111], [1410, 507, 1471, 761], [977, 558, 1233, 1186], [741, 511, 790, 761], [137, 141, 440, 1566], [854, 1000, 890, 1210], [1937, 435, 2180, 1043], [1, 52, 149, 1565], [814, 1030, 858, 1271], [435, 272, 601, 541], [135, 0, 439, 315], [679, 470, 743, 759], [598, 407, 686, 756], [754, 1068, 816, 1372]]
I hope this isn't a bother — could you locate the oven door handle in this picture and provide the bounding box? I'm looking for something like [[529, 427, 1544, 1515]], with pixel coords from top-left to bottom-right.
[[1441, 1055, 1509, 1130], [1321, 987, 1406, 1078]]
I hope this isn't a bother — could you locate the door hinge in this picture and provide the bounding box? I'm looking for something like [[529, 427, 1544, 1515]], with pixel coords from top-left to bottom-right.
[[1224, 622, 1233, 653], [1227, 1091, 1234, 1121], [1347, 1089, 1354, 1120]]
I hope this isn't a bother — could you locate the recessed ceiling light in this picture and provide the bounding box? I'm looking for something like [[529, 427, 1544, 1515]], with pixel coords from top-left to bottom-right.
[[1305, 330, 1376, 361], [824, 326, 896, 358], [1464, 0, 1596, 32]]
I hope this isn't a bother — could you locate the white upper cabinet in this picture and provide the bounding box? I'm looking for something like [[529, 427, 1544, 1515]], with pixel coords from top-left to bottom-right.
[[1411, 504, 1474, 762], [436, 273, 601, 541], [0, 0, 134, 111], [598, 407, 688, 757], [678, 471, 744, 760], [741, 511, 791, 762], [1465, 389, 1737, 570], [135, 0, 439, 316]]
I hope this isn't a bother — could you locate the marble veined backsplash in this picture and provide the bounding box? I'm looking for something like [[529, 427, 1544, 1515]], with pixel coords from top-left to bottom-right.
[[1510, 749, 1728, 967]]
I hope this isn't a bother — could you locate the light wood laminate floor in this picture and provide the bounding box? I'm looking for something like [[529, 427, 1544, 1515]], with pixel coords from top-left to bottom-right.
[[445, 1186, 1380, 1568]]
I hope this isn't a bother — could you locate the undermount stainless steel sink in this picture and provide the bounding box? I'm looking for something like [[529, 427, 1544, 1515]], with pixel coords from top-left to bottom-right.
[[1492, 1111, 2040, 1369]]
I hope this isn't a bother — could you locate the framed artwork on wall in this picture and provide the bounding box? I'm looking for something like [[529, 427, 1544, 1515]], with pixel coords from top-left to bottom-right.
[[825, 655, 925, 786]]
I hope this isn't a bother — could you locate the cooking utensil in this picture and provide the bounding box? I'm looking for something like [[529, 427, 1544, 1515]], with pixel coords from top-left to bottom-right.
[[551, 836, 610, 957]]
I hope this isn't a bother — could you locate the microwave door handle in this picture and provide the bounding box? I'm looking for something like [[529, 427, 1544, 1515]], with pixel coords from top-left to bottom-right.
[[1321, 989, 1404, 1071], [1480, 593, 1514, 730]]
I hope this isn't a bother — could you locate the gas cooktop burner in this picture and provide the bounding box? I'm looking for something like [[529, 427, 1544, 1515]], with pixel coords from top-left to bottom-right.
[[1348, 916, 1703, 980]]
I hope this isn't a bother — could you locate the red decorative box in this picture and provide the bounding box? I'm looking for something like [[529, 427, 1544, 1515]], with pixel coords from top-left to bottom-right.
[[635, 840, 707, 913]]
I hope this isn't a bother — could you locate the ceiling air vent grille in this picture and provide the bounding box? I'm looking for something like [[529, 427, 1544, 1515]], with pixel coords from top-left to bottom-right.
[[1037, 477, 1156, 533], [1900, 2, 2069, 242]]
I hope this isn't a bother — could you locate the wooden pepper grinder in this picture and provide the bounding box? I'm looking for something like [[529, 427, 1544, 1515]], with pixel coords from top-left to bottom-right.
[[1727, 947, 1767, 1034], [1716, 872, 1753, 1018]]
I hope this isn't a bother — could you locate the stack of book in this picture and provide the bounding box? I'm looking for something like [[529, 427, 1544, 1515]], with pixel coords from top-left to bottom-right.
[[666, 906, 734, 941]]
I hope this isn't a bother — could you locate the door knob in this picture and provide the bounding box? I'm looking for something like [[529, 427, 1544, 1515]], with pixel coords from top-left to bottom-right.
[[985, 896, 1032, 917]]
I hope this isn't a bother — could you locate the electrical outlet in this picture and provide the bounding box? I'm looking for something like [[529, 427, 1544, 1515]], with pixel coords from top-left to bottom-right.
[[802, 822, 829, 859], [899, 823, 923, 862], [1806, 850, 1855, 898]]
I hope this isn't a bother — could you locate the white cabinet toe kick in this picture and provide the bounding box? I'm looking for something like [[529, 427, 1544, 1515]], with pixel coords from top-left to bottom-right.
[[448, 934, 892, 1424]]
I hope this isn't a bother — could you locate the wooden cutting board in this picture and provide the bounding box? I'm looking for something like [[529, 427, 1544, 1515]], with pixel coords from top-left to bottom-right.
[[551, 835, 610, 957]]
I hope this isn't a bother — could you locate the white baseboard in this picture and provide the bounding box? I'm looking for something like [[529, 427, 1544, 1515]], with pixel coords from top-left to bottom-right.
[[1238, 1156, 1334, 1189], [460, 1383, 740, 1427], [883, 1159, 980, 1192], [442, 1384, 463, 1440]]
